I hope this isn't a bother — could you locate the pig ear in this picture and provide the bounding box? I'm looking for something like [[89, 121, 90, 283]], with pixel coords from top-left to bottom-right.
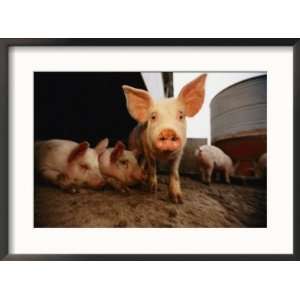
[[132, 148, 140, 158], [68, 141, 89, 163], [122, 85, 153, 123], [95, 138, 109, 155], [178, 74, 207, 117], [111, 141, 125, 163]]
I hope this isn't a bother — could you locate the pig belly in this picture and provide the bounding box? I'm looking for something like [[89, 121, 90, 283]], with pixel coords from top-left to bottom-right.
[[214, 162, 226, 172]]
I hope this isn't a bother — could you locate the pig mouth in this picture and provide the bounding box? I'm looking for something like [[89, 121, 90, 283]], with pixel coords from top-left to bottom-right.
[[160, 149, 175, 155], [154, 148, 180, 160]]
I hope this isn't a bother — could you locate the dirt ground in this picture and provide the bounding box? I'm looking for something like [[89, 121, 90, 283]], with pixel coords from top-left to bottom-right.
[[34, 175, 266, 228]]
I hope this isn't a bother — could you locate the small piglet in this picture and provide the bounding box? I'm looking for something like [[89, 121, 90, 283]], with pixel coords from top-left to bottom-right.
[[35, 139, 108, 192], [254, 153, 267, 178], [194, 145, 234, 184], [123, 74, 207, 203], [98, 140, 146, 194]]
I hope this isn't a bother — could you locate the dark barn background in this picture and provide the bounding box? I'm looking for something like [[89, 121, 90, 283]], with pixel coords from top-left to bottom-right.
[[34, 72, 148, 147]]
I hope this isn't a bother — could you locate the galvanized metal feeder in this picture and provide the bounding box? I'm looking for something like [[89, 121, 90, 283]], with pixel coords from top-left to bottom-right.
[[210, 75, 267, 177]]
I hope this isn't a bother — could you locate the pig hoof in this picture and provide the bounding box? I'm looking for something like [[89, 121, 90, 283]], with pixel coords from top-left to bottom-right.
[[70, 188, 79, 194], [64, 187, 78, 194], [169, 192, 183, 204], [149, 182, 158, 193], [122, 187, 131, 195]]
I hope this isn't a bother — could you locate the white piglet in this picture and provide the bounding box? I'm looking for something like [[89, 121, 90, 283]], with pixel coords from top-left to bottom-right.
[[35, 139, 108, 192], [194, 145, 234, 184]]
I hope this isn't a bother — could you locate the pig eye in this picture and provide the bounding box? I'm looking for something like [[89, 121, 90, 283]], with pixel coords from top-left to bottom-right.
[[80, 164, 90, 171], [120, 160, 128, 168], [151, 112, 157, 121]]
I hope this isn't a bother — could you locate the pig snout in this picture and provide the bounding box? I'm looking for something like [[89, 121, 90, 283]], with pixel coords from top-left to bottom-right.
[[127, 168, 147, 186], [155, 129, 181, 152], [134, 168, 147, 182], [88, 177, 105, 189]]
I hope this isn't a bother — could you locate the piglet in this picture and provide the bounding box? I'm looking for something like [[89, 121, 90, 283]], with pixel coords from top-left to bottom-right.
[[98, 140, 146, 194], [35, 139, 108, 192], [194, 145, 234, 184]]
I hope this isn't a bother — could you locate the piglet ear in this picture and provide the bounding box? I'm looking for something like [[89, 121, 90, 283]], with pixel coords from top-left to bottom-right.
[[95, 138, 109, 155], [132, 148, 140, 159], [122, 85, 153, 123], [178, 74, 207, 117], [111, 141, 125, 163], [68, 141, 89, 163]]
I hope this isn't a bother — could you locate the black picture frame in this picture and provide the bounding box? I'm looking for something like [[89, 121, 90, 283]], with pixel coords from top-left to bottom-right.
[[0, 38, 299, 261]]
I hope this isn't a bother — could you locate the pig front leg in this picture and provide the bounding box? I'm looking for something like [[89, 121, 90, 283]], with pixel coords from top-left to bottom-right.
[[200, 168, 206, 183], [205, 167, 213, 185], [145, 155, 157, 193], [169, 154, 183, 204], [224, 170, 231, 184]]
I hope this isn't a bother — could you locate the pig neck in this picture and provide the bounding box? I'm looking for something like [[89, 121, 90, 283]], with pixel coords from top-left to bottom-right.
[[98, 148, 126, 182], [98, 149, 113, 177], [98, 149, 127, 187]]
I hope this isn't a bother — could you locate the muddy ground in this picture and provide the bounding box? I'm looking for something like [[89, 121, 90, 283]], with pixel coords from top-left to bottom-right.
[[34, 175, 266, 228]]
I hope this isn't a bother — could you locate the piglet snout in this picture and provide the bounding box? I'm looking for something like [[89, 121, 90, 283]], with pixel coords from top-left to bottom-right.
[[84, 177, 105, 190], [155, 129, 181, 152], [138, 170, 148, 182], [129, 169, 147, 185]]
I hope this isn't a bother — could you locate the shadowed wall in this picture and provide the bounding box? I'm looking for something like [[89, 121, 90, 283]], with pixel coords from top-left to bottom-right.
[[34, 72, 146, 147]]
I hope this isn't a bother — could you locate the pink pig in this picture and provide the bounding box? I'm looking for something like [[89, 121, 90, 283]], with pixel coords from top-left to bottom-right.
[[123, 74, 207, 203], [35, 139, 107, 192], [194, 145, 234, 184], [98, 140, 146, 194]]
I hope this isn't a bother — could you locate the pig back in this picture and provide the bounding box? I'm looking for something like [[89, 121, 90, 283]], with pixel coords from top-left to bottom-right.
[[199, 145, 229, 168], [211, 145, 232, 168], [35, 139, 77, 172]]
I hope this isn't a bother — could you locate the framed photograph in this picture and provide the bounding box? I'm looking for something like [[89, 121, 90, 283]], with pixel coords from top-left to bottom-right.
[[0, 39, 299, 260]]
